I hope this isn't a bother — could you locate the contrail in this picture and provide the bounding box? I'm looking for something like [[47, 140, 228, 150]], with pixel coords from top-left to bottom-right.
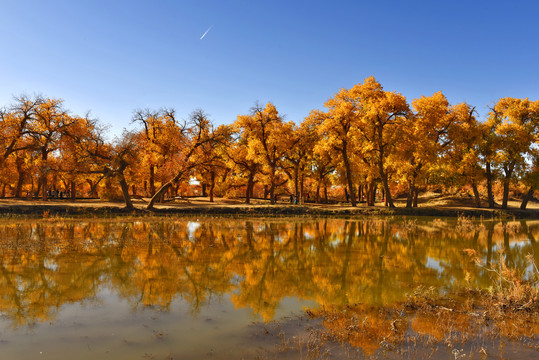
[[200, 26, 213, 40]]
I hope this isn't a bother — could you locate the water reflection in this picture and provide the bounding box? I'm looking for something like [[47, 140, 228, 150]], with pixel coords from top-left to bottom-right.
[[0, 217, 537, 327]]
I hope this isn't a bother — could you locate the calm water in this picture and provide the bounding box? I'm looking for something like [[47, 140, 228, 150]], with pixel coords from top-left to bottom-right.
[[0, 217, 537, 359]]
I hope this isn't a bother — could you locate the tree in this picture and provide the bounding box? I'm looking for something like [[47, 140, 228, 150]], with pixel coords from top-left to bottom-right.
[[309, 89, 362, 206], [445, 105, 484, 207], [146, 110, 225, 210], [282, 120, 317, 203], [235, 103, 289, 204], [490, 98, 537, 209], [0, 95, 42, 167], [27, 98, 74, 200], [353, 77, 409, 208], [225, 124, 261, 204], [192, 125, 230, 202], [69, 116, 139, 209], [132, 109, 183, 197], [404, 93, 475, 207]]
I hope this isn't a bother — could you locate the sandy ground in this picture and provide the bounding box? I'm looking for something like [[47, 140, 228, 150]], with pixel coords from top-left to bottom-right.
[[0, 192, 538, 220], [1, 191, 537, 210]]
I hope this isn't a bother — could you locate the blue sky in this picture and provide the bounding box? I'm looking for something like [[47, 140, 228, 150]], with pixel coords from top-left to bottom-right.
[[1, 0, 538, 137]]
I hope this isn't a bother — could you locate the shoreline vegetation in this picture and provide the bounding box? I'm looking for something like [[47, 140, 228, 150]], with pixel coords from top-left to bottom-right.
[[1, 195, 539, 219], [253, 244, 539, 359]]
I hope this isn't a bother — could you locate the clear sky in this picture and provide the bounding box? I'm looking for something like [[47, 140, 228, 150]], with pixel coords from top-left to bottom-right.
[[1, 0, 538, 137]]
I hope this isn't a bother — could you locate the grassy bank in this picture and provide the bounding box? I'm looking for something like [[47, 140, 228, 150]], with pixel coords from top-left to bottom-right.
[[254, 254, 539, 359]]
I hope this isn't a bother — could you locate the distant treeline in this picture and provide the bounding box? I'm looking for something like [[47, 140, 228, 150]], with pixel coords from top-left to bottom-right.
[[1, 76, 538, 210]]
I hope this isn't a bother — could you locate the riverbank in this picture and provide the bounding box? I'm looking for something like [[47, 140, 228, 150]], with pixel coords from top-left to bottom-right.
[[1, 196, 538, 219]]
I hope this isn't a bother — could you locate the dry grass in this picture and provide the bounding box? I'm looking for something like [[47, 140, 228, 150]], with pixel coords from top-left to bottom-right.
[[258, 255, 539, 359]]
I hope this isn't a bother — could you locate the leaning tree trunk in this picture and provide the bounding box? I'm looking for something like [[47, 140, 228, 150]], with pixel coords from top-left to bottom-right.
[[520, 186, 535, 210], [119, 175, 134, 210], [147, 166, 194, 210], [148, 181, 173, 209]]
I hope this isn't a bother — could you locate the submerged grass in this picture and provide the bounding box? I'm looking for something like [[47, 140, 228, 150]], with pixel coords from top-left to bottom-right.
[[258, 254, 539, 359]]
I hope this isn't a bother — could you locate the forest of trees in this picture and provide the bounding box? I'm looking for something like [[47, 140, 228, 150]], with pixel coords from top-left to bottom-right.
[[1, 76, 538, 210]]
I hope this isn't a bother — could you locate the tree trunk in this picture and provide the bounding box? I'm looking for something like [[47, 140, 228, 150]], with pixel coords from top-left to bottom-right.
[[147, 182, 173, 210], [378, 155, 395, 207], [149, 164, 155, 196], [119, 176, 134, 209], [300, 173, 304, 205], [201, 183, 207, 197], [263, 185, 269, 200], [41, 150, 48, 201], [245, 172, 254, 204], [147, 163, 197, 210], [70, 180, 76, 200], [501, 166, 513, 209], [366, 180, 375, 206], [502, 180, 510, 209], [413, 187, 419, 207], [15, 157, 25, 198], [315, 181, 320, 204], [269, 167, 276, 205], [472, 180, 481, 208], [294, 164, 299, 203], [209, 171, 215, 202], [35, 181, 42, 198], [520, 186, 535, 210], [486, 161, 495, 208], [406, 180, 414, 208], [342, 146, 356, 206], [15, 171, 25, 198], [249, 180, 255, 198], [358, 184, 363, 203], [324, 183, 328, 203]]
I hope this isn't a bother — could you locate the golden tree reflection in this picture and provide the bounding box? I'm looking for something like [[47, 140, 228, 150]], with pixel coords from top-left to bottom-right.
[[0, 217, 536, 329]]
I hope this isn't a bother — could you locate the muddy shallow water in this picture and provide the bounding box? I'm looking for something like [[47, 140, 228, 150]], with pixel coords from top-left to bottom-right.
[[0, 217, 537, 359]]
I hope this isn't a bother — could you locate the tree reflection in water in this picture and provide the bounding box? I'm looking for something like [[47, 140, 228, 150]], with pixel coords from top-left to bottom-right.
[[0, 217, 537, 354]]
